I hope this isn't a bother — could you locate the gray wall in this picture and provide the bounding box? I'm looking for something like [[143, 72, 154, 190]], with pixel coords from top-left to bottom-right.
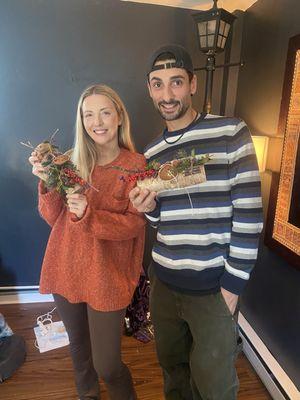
[[235, 0, 300, 389], [0, 0, 204, 286]]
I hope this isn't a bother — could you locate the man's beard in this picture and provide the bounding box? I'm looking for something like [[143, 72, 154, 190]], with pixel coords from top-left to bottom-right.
[[155, 99, 190, 121]]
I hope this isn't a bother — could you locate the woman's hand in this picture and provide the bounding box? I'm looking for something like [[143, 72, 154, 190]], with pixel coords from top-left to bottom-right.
[[28, 151, 48, 182], [66, 193, 88, 219]]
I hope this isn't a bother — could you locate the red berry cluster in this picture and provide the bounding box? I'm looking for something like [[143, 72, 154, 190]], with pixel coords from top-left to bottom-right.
[[126, 169, 157, 182], [62, 168, 86, 186]]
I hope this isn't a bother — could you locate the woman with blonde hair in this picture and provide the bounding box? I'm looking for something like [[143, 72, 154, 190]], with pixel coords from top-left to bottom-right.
[[29, 84, 145, 400]]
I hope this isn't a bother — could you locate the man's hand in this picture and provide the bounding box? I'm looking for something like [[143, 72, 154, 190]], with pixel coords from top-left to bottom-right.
[[129, 187, 157, 213], [221, 287, 239, 315]]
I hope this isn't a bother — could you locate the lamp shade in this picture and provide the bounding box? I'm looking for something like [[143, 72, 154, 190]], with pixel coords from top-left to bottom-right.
[[252, 136, 269, 172], [192, 5, 236, 54]]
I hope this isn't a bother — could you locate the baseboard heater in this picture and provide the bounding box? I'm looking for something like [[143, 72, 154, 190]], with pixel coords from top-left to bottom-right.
[[238, 313, 300, 400]]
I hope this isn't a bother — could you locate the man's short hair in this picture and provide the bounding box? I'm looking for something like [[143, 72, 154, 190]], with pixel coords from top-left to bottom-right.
[[147, 44, 194, 81]]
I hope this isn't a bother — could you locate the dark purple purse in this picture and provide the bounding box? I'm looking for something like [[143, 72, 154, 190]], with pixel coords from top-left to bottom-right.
[[124, 274, 154, 343]]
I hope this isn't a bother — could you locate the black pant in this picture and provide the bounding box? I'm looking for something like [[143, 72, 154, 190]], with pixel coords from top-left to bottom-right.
[[53, 294, 136, 400]]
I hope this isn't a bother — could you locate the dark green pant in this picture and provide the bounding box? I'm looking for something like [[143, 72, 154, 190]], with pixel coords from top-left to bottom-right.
[[149, 267, 239, 400]]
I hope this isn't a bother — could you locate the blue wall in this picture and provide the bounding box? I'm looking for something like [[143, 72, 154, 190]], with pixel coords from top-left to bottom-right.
[[0, 0, 202, 286]]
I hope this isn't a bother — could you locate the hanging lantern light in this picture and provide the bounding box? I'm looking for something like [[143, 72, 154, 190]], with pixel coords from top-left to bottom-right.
[[192, 0, 239, 113], [192, 0, 236, 55]]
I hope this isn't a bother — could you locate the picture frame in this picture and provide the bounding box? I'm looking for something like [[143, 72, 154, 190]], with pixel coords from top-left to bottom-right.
[[264, 34, 300, 270]]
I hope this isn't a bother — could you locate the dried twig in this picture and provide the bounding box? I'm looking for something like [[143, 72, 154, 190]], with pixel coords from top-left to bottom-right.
[[49, 128, 59, 144], [20, 141, 34, 149]]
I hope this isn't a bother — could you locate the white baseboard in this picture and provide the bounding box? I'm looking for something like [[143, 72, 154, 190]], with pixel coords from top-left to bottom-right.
[[0, 289, 53, 304], [238, 313, 300, 400], [0, 286, 39, 290]]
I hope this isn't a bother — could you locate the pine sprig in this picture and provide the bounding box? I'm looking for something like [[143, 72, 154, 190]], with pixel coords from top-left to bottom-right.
[[21, 133, 98, 196], [116, 150, 211, 183]]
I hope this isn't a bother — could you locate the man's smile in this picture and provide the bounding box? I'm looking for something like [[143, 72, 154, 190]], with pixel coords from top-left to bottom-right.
[[159, 101, 180, 113]]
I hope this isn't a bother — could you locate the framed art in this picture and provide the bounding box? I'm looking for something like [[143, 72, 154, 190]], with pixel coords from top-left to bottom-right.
[[264, 34, 300, 269]]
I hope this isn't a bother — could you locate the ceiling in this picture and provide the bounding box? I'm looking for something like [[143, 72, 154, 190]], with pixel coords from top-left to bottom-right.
[[121, 0, 258, 12]]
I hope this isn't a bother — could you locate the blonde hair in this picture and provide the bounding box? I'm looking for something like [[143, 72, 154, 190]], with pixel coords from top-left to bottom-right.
[[72, 84, 135, 181]]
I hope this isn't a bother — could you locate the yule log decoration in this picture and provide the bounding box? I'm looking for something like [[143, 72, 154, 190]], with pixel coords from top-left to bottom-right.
[[119, 150, 211, 193], [21, 130, 97, 196]]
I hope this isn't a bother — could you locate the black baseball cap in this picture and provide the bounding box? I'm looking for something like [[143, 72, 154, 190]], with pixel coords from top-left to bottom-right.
[[147, 44, 194, 76]]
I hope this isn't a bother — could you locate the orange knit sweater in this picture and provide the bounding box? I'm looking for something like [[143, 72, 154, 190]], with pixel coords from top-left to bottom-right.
[[38, 148, 146, 311]]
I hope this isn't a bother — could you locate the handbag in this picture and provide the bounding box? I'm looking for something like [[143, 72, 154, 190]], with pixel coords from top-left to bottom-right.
[[0, 334, 26, 382]]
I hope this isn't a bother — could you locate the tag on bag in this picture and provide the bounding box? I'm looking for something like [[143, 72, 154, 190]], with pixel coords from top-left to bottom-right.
[[34, 320, 69, 353]]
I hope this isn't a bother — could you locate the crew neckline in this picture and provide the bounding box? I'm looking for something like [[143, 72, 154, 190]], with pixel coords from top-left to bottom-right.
[[96, 147, 125, 168], [164, 112, 207, 137]]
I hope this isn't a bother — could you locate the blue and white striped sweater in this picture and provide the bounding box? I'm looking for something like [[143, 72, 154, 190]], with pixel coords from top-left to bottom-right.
[[144, 115, 263, 295]]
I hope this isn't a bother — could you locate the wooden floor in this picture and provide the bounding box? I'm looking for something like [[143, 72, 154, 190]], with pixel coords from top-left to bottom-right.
[[0, 303, 271, 400]]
